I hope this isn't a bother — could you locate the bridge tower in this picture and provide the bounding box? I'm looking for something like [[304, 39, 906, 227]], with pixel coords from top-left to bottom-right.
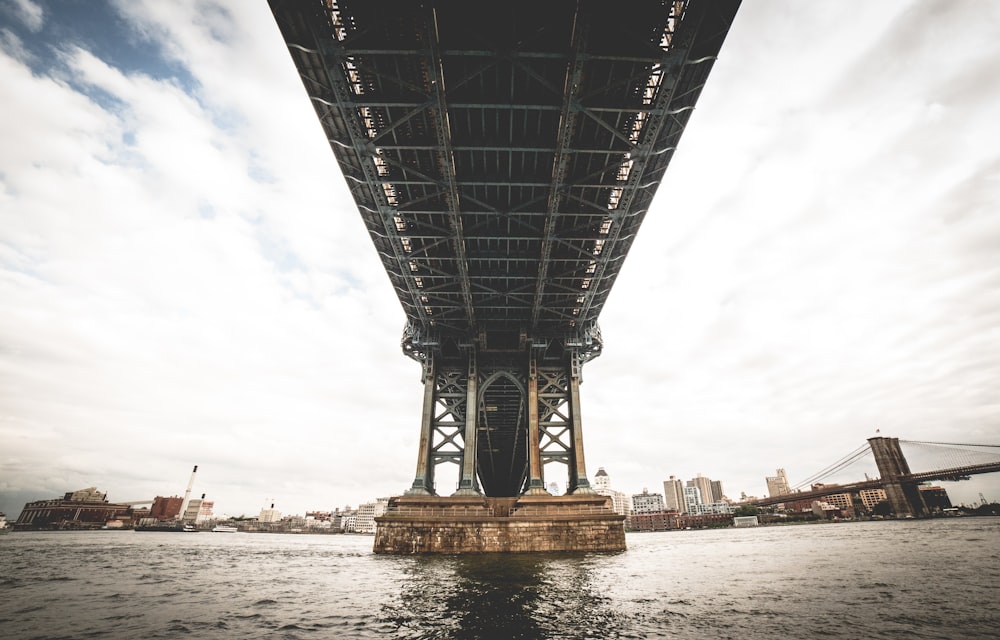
[[269, 0, 740, 552], [868, 437, 928, 518]]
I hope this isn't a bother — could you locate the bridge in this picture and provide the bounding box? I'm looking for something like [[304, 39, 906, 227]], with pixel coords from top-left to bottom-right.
[[269, 0, 741, 551], [269, 0, 739, 498], [751, 437, 1000, 517]]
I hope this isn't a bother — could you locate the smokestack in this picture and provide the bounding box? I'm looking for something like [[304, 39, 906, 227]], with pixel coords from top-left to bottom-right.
[[178, 465, 198, 520]]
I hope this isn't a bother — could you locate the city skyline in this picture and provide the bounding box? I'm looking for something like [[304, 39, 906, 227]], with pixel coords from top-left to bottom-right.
[[2, 1, 999, 517]]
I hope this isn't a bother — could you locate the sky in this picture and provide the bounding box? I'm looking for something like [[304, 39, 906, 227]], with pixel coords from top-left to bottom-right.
[[1, 0, 998, 519]]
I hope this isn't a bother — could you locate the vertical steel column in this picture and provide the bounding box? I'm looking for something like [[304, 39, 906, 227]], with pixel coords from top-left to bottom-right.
[[454, 350, 480, 495], [568, 352, 594, 494], [524, 353, 549, 494], [406, 355, 436, 495]]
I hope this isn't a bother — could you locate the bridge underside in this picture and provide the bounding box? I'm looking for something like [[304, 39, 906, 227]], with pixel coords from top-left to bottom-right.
[[269, 0, 740, 550]]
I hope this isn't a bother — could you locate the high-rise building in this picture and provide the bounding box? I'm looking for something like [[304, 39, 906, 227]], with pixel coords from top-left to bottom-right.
[[688, 475, 714, 509], [766, 468, 791, 498], [710, 479, 724, 503], [663, 476, 685, 513], [683, 485, 702, 512]]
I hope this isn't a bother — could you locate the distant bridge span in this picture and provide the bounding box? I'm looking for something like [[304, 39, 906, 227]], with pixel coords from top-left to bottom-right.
[[750, 437, 1000, 515]]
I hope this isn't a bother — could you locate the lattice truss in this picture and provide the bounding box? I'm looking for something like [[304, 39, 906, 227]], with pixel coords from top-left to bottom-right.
[[420, 359, 582, 496], [427, 367, 467, 474], [537, 367, 574, 472], [269, 0, 740, 364]]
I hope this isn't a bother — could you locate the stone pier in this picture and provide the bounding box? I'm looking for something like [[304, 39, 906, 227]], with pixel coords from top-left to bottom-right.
[[373, 494, 626, 554]]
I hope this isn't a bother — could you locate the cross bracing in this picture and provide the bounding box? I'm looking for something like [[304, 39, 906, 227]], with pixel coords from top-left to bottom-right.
[[270, 0, 740, 366]]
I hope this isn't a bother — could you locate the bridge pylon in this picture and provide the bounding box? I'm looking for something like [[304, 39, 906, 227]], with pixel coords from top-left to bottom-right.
[[868, 437, 928, 518]]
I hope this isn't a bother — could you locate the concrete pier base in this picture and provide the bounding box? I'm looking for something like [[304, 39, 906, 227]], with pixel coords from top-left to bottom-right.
[[373, 494, 626, 553]]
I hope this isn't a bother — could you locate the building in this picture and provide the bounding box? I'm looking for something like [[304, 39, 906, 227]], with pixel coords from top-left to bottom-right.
[[631, 512, 672, 532], [197, 500, 215, 522], [683, 485, 702, 513], [710, 480, 725, 503], [858, 488, 887, 511], [671, 512, 734, 529], [919, 485, 952, 512], [181, 494, 215, 523], [688, 475, 714, 508], [259, 503, 281, 523], [811, 485, 855, 518], [632, 489, 665, 514], [14, 488, 134, 530], [733, 516, 759, 527], [355, 498, 390, 534], [690, 501, 733, 515], [766, 468, 791, 498], [593, 468, 630, 517], [150, 496, 184, 520], [663, 476, 685, 514]]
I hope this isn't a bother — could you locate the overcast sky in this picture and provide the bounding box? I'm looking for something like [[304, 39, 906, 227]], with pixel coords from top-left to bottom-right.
[[2, 1, 998, 519]]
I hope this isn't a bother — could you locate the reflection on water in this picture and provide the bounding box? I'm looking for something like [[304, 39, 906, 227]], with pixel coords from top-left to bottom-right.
[[1, 519, 998, 639], [385, 552, 633, 640]]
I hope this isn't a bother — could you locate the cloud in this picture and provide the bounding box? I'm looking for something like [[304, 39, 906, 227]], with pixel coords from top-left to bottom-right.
[[4, 0, 44, 32], [2, 1, 998, 518]]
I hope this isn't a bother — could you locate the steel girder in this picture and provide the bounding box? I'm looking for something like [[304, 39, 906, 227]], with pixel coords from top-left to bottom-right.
[[268, 0, 741, 366], [269, 0, 741, 497]]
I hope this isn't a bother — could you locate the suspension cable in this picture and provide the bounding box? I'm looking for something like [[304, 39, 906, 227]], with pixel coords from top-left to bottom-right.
[[792, 444, 871, 490], [900, 440, 1000, 448]]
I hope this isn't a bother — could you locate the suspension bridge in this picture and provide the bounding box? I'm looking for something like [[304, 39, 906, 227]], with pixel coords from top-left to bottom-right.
[[751, 437, 1000, 517]]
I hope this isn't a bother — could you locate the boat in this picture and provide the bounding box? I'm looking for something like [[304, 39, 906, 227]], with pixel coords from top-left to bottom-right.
[[182, 523, 198, 532], [135, 522, 186, 532], [0, 512, 9, 534], [212, 524, 238, 533]]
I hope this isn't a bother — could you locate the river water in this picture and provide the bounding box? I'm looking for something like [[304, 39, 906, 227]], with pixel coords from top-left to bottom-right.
[[1, 518, 997, 639]]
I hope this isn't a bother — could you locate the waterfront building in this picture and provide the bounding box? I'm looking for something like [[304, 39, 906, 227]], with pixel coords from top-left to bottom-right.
[[672, 512, 734, 529], [631, 489, 665, 514], [593, 468, 631, 517], [197, 500, 214, 522], [859, 488, 888, 511], [356, 498, 390, 534], [343, 514, 358, 533], [14, 488, 134, 530], [259, 504, 281, 523], [811, 501, 840, 519], [631, 512, 672, 532], [690, 501, 734, 515], [150, 496, 184, 520], [181, 493, 214, 522], [918, 485, 952, 512], [733, 516, 759, 527], [663, 476, 685, 514]]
